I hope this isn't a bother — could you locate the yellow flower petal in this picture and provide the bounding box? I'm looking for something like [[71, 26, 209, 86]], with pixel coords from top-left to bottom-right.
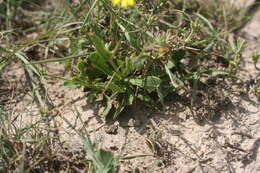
[[158, 47, 169, 56], [121, 0, 128, 8], [112, 0, 120, 5], [127, 0, 135, 6], [111, 0, 135, 8]]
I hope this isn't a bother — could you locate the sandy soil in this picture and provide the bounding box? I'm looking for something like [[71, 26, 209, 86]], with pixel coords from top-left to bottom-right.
[[1, 0, 260, 172]]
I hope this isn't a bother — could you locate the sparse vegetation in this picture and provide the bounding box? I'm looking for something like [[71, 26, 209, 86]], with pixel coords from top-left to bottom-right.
[[1, 0, 258, 172]]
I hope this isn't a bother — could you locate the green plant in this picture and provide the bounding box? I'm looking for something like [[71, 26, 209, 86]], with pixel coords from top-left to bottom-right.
[[0, 0, 244, 120], [0, 0, 22, 30], [84, 139, 119, 173], [62, 0, 243, 118], [83, 139, 152, 173]]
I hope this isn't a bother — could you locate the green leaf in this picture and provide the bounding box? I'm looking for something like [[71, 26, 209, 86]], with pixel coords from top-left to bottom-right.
[[95, 149, 115, 169], [142, 76, 162, 91], [117, 21, 131, 43], [73, 76, 88, 85], [196, 13, 216, 34], [164, 64, 183, 88], [84, 139, 117, 173], [126, 90, 134, 105], [63, 80, 79, 88], [121, 54, 147, 76], [166, 59, 175, 69], [129, 76, 162, 91], [106, 82, 125, 93], [77, 60, 87, 74], [136, 92, 153, 104], [85, 67, 105, 80], [113, 91, 135, 119], [131, 55, 147, 70], [122, 154, 153, 160], [204, 41, 216, 52], [182, 72, 200, 80], [89, 52, 114, 76], [101, 96, 113, 118], [157, 87, 165, 108], [88, 34, 112, 61], [203, 70, 230, 76], [113, 101, 126, 119], [63, 76, 88, 88]]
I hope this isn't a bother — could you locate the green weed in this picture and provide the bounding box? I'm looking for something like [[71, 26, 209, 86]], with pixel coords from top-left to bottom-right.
[[0, 1, 246, 119], [83, 139, 152, 173], [59, 0, 244, 118]]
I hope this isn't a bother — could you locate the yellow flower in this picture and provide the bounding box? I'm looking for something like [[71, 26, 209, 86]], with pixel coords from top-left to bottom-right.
[[158, 47, 169, 56], [111, 0, 135, 8]]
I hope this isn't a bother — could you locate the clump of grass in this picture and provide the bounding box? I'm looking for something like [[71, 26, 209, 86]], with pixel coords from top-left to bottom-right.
[[0, 106, 89, 172]]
